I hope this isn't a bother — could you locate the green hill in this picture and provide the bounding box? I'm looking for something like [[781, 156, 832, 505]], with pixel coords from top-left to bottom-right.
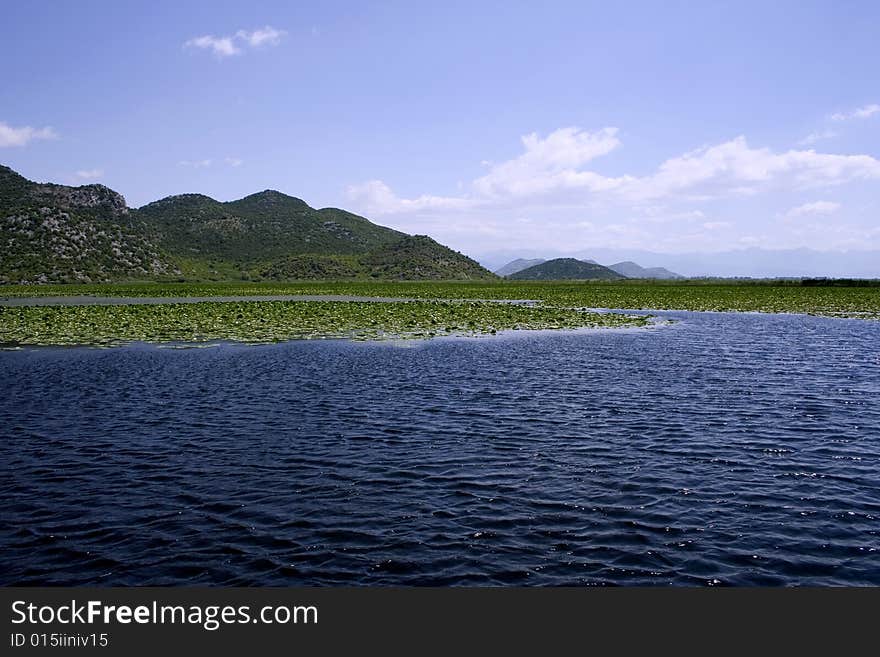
[[259, 235, 494, 281], [358, 235, 494, 280], [135, 190, 405, 263], [0, 164, 495, 283], [508, 257, 625, 281], [0, 165, 178, 284]]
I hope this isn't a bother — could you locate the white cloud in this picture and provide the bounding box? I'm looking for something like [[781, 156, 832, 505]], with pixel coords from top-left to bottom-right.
[[74, 169, 103, 181], [798, 130, 837, 146], [473, 127, 627, 198], [236, 26, 286, 47], [830, 104, 880, 121], [852, 104, 880, 119], [185, 26, 285, 59], [624, 136, 880, 201], [349, 131, 880, 216], [784, 200, 841, 219], [178, 159, 213, 168], [178, 157, 242, 169], [346, 180, 475, 216], [184, 35, 241, 58], [0, 121, 57, 147], [632, 207, 705, 224], [345, 128, 880, 254]]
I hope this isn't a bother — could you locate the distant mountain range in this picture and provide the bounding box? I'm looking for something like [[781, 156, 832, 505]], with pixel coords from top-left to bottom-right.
[[497, 257, 683, 279], [605, 261, 683, 280], [494, 258, 547, 277], [481, 248, 880, 279], [507, 258, 625, 280], [0, 164, 494, 284]]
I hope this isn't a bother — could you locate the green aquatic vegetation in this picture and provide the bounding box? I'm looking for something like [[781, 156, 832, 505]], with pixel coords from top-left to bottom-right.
[[2, 279, 878, 320], [0, 300, 648, 347]]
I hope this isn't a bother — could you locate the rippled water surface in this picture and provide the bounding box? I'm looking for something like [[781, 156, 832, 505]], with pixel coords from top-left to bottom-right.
[[2, 311, 879, 585]]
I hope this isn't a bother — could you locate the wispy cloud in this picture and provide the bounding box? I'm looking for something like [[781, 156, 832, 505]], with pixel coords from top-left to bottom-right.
[[184, 35, 240, 58], [74, 168, 103, 181], [235, 26, 285, 48], [178, 158, 214, 168], [798, 130, 837, 146], [347, 180, 476, 215], [0, 121, 58, 147], [177, 157, 242, 169], [830, 104, 880, 121], [634, 207, 705, 224], [185, 25, 286, 59], [783, 200, 841, 219]]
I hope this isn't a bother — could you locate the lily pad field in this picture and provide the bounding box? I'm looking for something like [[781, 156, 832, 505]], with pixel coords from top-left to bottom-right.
[[0, 299, 646, 347], [1, 280, 877, 347]]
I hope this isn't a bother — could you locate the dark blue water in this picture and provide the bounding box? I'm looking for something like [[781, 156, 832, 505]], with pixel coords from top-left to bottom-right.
[[2, 311, 879, 586]]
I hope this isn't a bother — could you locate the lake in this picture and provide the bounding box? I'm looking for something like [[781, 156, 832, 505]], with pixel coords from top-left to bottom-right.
[[1, 310, 878, 585]]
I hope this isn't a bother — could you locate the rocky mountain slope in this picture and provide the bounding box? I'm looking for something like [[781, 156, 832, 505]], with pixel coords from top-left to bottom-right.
[[0, 165, 495, 283], [135, 190, 406, 262], [0, 165, 177, 284]]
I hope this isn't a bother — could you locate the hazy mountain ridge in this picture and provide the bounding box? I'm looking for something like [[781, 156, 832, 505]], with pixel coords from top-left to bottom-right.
[[507, 258, 624, 280], [496, 256, 682, 279], [0, 165, 495, 283], [494, 258, 546, 277], [483, 247, 880, 279], [607, 261, 683, 279]]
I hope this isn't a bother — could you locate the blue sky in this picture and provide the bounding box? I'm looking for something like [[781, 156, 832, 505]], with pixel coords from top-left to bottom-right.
[[2, 0, 879, 265]]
